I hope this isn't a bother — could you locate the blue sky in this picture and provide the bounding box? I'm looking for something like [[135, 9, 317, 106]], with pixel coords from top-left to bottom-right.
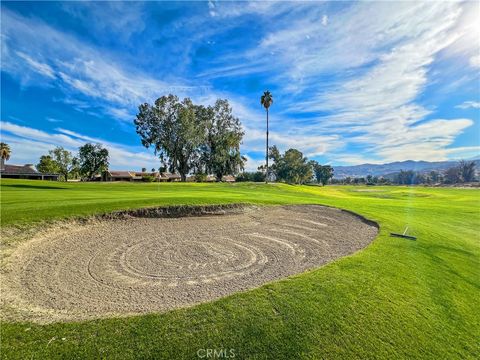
[[1, 1, 479, 170]]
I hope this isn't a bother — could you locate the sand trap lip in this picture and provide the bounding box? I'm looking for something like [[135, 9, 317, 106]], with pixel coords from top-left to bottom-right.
[[0, 205, 378, 323]]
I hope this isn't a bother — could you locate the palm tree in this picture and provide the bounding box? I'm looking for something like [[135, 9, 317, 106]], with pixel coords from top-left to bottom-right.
[[260, 91, 273, 183], [0, 142, 11, 171]]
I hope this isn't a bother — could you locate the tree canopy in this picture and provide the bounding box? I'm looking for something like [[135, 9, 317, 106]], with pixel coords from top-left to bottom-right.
[[37, 155, 60, 174], [49, 147, 78, 181], [78, 143, 109, 180], [260, 91, 273, 110], [268, 146, 313, 184], [0, 142, 11, 170], [134, 95, 245, 181], [310, 161, 334, 186], [201, 99, 245, 181], [0, 142, 11, 161], [459, 160, 476, 182]]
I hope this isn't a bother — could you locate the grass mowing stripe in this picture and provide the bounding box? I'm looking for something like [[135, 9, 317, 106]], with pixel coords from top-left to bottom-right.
[[0, 179, 479, 359]]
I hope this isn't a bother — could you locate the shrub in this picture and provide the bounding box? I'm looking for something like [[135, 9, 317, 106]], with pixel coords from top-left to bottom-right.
[[236, 171, 265, 182], [142, 175, 156, 182], [194, 173, 207, 182]]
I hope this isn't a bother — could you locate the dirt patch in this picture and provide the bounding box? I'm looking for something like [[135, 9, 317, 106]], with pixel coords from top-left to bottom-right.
[[0, 205, 378, 323]]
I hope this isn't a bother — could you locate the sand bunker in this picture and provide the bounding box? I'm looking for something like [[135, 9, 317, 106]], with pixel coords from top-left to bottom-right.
[[1, 205, 377, 323]]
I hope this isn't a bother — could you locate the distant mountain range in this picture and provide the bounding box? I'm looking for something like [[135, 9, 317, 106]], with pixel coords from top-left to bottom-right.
[[333, 159, 480, 179]]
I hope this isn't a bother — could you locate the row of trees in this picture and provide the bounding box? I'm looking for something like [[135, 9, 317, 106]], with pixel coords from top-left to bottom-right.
[[236, 146, 334, 185], [134, 95, 245, 182], [388, 161, 476, 185], [37, 143, 109, 181], [332, 160, 477, 185], [267, 146, 334, 185], [443, 160, 476, 184]]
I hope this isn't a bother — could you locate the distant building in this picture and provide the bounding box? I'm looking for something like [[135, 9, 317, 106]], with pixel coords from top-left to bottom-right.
[[102, 170, 181, 182], [222, 175, 236, 183], [186, 175, 236, 182], [0, 164, 60, 181], [101, 170, 235, 182]]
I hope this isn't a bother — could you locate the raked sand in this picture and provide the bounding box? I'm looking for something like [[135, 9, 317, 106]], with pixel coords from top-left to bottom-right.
[[1, 205, 377, 323]]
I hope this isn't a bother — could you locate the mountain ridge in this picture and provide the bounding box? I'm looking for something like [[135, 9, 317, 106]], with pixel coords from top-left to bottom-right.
[[333, 159, 480, 178]]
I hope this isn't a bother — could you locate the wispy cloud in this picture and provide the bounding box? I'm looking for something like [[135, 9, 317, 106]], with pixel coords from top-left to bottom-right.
[[275, 2, 475, 162], [1, 1, 478, 167], [208, 0, 217, 17], [46, 117, 63, 123], [470, 55, 480, 68], [61, 2, 147, 40], [191, 1, 478, 163], [0, 121, 159, 170], [15, 51, 56, 79], [321, 15, 328, 27], [1, 9, 192, 123], [456, 101, 480, 110]]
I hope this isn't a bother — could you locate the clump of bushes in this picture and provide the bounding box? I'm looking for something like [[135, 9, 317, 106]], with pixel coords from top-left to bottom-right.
[[236, 171, 266, 182], [142, 175, 156, 182], [194, 172, 207, 182]]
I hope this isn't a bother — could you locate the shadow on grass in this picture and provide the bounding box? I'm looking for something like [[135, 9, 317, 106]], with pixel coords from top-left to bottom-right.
[[2, 184, 68, 190]]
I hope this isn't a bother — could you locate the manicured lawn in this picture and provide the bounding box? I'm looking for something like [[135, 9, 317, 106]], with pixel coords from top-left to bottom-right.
[[1, 179, 479, 359]]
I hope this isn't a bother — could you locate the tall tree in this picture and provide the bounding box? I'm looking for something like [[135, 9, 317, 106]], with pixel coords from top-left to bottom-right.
[[311, 161, 334, 186], [37, 155, 60, 174], [395, 170, 417, 185], [78, 143, 109, 180], [0, 142, 11, 170], [49, 147, 78, 181], [429, 170, 440, 183], [201, 99, 245, 181], [459, 160, 476, 182], [269, 146, 312, 184], [260, 91, 273, 183], [134, 95, 204, 181], [444, 166, 461, 184]]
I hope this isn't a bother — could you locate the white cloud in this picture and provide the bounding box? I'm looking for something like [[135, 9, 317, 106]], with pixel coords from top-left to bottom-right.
[[208, 12, 476, 164], [334, 154, 383, 166], [242, 154, 264, 172], [46, 117, 63, 123], [366, 119, 474, 162], [277, 1, 475, 163], [470, 55, 480, 68], [61, 2, 147, 40], [456, 101, 480, 110], [321, 15, 328, 26], [0, 121, 159, 170], [243, 126, 342, 159], [1, 2, 477, 167], [208, 0, 217, 17], [15, 51, 56, 79], [439, 0, 480, 68], [1, 9, 191, 122]]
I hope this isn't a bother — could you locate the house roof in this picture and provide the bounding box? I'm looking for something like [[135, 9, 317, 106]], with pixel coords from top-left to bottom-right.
[[0, 164, 59, 176], [106, 170, 181, 179], [1, 164, 39, 174], [161, 172, 181, 179], [108, 171, 134, 178]]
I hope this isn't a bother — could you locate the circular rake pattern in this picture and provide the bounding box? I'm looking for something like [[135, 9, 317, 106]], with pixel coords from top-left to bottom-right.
[[1, 205, 377, 323]]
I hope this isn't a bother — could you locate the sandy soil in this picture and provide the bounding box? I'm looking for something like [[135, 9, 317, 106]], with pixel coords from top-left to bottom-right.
[[0, 205, 378, 323]]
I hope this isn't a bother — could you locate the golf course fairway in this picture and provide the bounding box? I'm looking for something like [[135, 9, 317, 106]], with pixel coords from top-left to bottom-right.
[[0, 179, 479, 359]]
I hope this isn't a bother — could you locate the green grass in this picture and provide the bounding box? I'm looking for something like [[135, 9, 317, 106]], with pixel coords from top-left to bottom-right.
[[1, 179, 479, 359]]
